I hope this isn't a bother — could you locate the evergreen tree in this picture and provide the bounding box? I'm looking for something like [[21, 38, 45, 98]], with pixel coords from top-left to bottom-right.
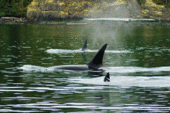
[[0, 0, 32, 17]]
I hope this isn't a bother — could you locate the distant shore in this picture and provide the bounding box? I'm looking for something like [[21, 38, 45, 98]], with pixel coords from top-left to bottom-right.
[[0, 17, 29, 24], [0, 17, 170, 26]]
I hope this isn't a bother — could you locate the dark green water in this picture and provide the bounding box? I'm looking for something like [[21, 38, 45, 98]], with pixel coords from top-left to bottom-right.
[[1, 22, 170, 112]]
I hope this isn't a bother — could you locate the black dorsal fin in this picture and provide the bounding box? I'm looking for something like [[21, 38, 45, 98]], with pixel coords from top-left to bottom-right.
[[82, 40, 87, 51], [104, 73, 110, 82], [87, 44, 107, 69]]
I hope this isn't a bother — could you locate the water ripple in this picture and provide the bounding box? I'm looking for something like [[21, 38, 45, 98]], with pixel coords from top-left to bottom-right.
[[3, 102, 170, 112]]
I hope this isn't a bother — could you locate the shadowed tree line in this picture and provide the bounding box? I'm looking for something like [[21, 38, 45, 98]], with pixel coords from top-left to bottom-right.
[[0, 0, 32, 17], [153, 0, 169, 5], [137, 0, 170, 7]]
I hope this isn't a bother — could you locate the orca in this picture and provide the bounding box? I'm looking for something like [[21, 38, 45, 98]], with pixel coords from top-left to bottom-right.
[[55, 44, 108, 73], [104, 73, 110, 82], [82, 39, 88, 51]]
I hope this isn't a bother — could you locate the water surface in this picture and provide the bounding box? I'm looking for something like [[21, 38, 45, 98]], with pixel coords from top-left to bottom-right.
[[1, 22, 170, 112]]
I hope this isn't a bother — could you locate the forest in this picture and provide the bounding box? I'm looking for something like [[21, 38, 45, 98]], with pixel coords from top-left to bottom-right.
[[0, 0, 32, 17], [0, 0, 170, 17]]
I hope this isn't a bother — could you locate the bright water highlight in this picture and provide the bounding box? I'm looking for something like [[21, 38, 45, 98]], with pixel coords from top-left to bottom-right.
[[46, 48, 131, 54]]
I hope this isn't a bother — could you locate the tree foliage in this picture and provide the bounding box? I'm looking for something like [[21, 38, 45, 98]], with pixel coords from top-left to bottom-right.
[[0, 0, 32, 17], [152, 0, 170, 7], [153, 0, 169, 4], [137, 0, 146, 5], [137, 0, 170, 7]]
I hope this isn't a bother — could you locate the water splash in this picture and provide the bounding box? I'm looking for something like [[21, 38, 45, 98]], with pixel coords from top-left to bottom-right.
[[20, 65, 170, 74], [46, 48, 131, 54], [105, 66, 170, 73], [19, 65, 57, 73], [69, 75, 170, 88]]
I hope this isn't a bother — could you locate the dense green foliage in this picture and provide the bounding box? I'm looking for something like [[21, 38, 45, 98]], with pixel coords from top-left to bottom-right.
[[137, 0, 146, 5], [153, 0, 170, 7], [153, 0, 169, 4], [0, 0, 32, 17], [137, 0, 170, 7]]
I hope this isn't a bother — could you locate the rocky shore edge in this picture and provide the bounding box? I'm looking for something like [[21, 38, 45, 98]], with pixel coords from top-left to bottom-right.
[[0, 17, 79, 25], [0, 16, 170, 26], [0, 17, 30, 24]]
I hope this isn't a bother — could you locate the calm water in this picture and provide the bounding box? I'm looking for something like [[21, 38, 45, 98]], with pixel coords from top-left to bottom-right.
[[1, 22, 170, 112]]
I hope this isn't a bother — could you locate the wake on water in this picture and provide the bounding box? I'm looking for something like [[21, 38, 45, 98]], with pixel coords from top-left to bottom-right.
[[20, 65, 170, 74], [23, 45, 170, 88], [46, 48, 131, 54], [20, 65, 170, 87], [69, 75, 170, 88]]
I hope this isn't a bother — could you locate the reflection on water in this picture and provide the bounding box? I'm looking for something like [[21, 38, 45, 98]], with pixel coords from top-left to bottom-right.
[[0, 23, 170, 112]]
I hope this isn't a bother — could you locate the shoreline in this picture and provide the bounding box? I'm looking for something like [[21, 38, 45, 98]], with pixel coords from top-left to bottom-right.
[[1, 17, 170, 26]]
